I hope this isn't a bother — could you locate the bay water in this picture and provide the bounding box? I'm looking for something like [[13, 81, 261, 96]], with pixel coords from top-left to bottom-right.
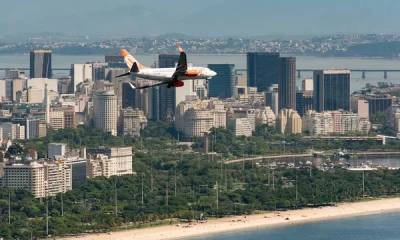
[[2, 54, 400, 92], [190, 211, 400, 240]]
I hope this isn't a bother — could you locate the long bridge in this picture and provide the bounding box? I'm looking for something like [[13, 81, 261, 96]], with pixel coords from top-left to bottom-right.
[[236, 69, 400, 79], [1, 68, 400, 79]]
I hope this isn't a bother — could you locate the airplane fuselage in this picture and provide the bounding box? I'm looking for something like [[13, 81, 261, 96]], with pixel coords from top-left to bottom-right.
[[135, 67, 215, 81]]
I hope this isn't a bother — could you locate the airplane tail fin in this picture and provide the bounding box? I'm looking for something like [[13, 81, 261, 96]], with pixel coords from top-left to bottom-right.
[[121, 49, 148, 70]]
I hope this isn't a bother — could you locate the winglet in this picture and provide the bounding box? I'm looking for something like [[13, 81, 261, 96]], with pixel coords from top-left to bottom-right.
[[177, 44, 184, 53]]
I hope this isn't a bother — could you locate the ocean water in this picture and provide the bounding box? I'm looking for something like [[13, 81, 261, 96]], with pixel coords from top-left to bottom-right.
[[190, 212, 400, 240], [2, 54, 400, 92]]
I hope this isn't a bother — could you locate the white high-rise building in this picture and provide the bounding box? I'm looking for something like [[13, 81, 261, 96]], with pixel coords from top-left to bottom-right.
[[303, 110, 370, 135], [86, 147, 133, 176], [71, 64, 93, 93], [2, 161, 72, 198], [276, 109, 302, 134], [183, 109, 214, 137], [0, 80, 6, 102], [175, 99, 227, 137], [2, 162, 46, 198], [93, 91, 118, 136], [227, 118, 252, 137], [302, 110, 334, 135], [255, 107, 276, 127], [27, 78, 58, 91]]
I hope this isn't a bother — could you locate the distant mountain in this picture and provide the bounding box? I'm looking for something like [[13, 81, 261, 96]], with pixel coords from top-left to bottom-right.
[[1, 0, 400, 37]]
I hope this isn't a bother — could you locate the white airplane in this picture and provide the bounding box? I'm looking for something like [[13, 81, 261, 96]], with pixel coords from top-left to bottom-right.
[[117, 45, 217, 89]]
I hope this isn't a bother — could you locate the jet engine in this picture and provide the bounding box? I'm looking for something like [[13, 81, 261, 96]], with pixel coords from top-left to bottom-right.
[[186, 70, 199, 77], [172, 80, 185, 87]]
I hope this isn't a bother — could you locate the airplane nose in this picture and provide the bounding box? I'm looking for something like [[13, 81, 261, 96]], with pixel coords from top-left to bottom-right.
[[211, 70, 217, 76]]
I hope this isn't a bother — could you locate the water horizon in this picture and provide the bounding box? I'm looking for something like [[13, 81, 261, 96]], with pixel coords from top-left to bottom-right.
[[2, 54, 400, 92]]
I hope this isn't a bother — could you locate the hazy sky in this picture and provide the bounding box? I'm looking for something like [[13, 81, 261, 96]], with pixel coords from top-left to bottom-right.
[[1, 0, 399, 37]]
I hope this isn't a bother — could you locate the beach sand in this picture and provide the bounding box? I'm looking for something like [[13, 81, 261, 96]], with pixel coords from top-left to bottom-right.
[[61, 198, 400, 240]]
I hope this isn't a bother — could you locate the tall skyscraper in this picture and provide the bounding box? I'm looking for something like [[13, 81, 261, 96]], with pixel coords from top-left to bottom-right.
[[30, 50, 52, 78], [93, 91, 118, 136], [247, 52, 280, 93], [313, 70, 351, 112], [158, 54, 180, 120], [278, 57, 296, 111], [208, 64, 235, 98], [296, 91, 304, 117], [122, 82, 136, 109]]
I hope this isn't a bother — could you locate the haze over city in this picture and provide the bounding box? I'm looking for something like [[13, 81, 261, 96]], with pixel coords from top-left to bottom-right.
[[1, 0, 400, 37]]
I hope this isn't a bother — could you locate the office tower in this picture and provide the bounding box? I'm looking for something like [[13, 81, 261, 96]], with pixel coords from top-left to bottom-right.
[[247, 52, 280, 93], [158, 54, 180, 120], [208, 64, 236, 98], [6, 69, 25, 79], [122, 82, 137, 108], [278, 57, 296, 111], [93, 91, 118, 136], [70, 64, 93, 94], [150, 86, 160, 121], [105, 53, 126, 68], [365, 96, 393, 116], [30, 50, 52, 78], [313, 70, 351, 112], [90, 62, 108, 81], [296, 91, 304, 117], [105, 53, 124, 63], [302, 79, 313, 91], [302, 91, 314, 116]]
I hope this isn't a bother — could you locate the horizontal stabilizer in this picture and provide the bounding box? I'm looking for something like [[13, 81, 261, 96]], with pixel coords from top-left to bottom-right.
[[116, 62, 140, 78], [116, 72, 131, 78]]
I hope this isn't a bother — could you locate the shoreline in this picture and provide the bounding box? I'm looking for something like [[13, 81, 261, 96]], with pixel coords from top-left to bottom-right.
[[61, 198, 400, 240]]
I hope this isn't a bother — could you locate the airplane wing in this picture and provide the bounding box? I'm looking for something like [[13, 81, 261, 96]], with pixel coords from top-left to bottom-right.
[[172, 44, 187, 80], [116, 62, 140, 78], [128, 81, 167, 90]]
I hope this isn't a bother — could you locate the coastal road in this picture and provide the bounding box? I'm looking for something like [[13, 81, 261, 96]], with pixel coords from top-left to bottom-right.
[[224, 151, 400, 165], [224, 154, 312, 164]]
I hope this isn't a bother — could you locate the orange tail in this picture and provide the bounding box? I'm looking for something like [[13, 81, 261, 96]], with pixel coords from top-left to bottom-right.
[[121, 49, 148, 70]]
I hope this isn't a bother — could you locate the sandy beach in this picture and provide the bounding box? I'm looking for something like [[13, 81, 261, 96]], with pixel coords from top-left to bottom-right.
[[61, 198, 400, 240]]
